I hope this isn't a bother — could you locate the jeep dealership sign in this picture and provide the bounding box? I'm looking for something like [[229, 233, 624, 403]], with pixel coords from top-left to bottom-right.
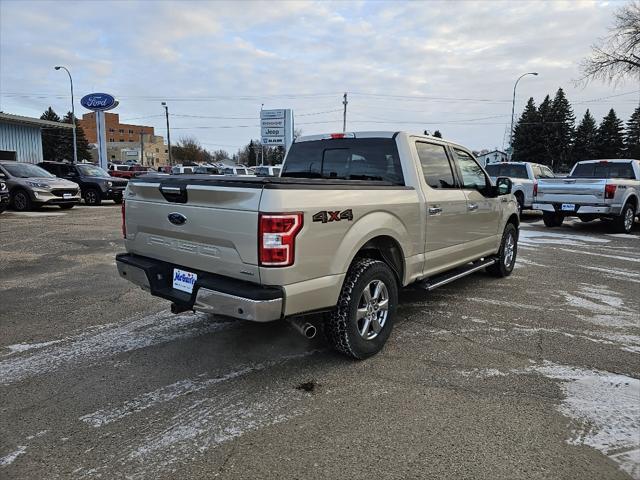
[[80, 93, 118, 112], [261, 109, 293, 151]]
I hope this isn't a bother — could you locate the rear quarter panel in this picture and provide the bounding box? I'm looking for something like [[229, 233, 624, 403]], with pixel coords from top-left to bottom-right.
[[258, 187, 421, 287]]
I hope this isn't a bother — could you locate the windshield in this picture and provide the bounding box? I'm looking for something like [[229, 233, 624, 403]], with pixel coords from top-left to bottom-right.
[[78, 165, 110, 177], [570, 162, 635, 179], [2, 163, 55, 178], [484, 163, 528, 179], [281, 138, 404, 184]]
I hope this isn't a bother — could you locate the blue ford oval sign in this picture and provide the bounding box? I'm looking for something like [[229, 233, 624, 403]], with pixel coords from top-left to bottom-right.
[[80, 93, 118, 111], [168, 212, 187, 226]]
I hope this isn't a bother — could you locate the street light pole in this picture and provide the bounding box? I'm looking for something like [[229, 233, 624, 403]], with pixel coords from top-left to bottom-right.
[[509, 72, 539, 159], [54, 65, 77, 164], [161, 102, 172, 165]]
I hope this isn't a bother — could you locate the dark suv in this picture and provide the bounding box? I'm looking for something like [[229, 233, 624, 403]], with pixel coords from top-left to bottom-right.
[[0, 180, 9, 214], [39, 162, 128, 205]]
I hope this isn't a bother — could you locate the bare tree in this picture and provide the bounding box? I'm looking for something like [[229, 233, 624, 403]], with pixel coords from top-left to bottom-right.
[[579, 1, 640, 84]]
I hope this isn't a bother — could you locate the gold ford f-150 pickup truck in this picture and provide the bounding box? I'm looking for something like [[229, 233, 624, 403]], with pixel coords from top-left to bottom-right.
[[116, 131, 519, 359]]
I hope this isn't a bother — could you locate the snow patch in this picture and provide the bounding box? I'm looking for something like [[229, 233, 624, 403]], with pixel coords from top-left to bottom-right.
[[3, 340, 63, 356], [0, 310, 235, 385], [0, 446, 27, 467], [519, 229, 609, 247], [559, 248, 640, 264], [520, 362, 640, 479]]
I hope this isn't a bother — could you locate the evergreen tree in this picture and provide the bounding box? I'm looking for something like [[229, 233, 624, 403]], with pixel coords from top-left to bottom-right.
[[247, 140, 257, 166], [433, 130, 442, 138], [512, 97, 544, 162], [549, 88, 575, 170], [596, 109, 625, 159], [40, 107, 61, 160], [572, 110, 599, 163], [537, 95, 554, 167], [62, 111, 92, 162], [624, 106, 640, 158]]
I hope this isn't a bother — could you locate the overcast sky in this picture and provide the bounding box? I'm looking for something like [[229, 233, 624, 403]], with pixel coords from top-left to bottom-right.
[[0, 0, 637, 154]]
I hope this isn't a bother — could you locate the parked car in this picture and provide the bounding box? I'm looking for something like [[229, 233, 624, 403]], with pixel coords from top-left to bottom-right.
[[533, 159, 639, 233], [194, 165, 222, 175], [108, 164, 132, 178], [39, 161, 128, 206], [0, 161, 80, 211], [116, 131, 519, 359], [485, 162, 555, 214], [170, 165, 196, 175], [222, 166, 253, 176], [254, 165, 282, 177], [0, 180, 9, 214]]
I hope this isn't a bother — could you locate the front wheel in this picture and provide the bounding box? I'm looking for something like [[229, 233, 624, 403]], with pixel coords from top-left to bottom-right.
[[84, 188, 102, 206], [11, 190, 32, 211], [486, 223, 518, 277], [325, 258, 398, 359], [612, 202, 636, 234], [113, 196, 123, 205]]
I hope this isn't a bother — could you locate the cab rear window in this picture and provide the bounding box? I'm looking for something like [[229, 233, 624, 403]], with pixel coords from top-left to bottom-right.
[[281, 138, 404, 184], [485, 163, 528, 179], [571, 162, 635, 179]]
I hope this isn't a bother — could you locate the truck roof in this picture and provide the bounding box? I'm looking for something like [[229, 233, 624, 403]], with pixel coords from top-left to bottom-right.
[[295, 131, 470, 151], [575, 159, 639, 164]]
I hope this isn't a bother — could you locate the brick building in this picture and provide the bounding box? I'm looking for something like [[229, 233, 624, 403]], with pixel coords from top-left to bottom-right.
[[78, 112, 154, 144]]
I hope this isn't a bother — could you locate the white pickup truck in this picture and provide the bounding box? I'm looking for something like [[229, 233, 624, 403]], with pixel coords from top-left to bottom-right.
[[533, 159, 640, 233], [485, 162, 556, 214], [116, 132, 519, 359]]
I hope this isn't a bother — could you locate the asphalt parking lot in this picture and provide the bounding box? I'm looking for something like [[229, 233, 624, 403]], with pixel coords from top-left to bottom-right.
[[0, 206, 638, 479]]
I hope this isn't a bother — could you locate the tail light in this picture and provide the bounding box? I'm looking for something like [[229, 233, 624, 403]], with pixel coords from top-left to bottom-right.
[[605, 184, 617, 199], [121, 199, 127, 238], [259, 213, 303, 267], [533, 180, 538, 197]]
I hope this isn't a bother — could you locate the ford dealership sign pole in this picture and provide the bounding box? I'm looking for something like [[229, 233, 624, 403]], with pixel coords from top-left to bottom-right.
[[80, 93, 118, 170]]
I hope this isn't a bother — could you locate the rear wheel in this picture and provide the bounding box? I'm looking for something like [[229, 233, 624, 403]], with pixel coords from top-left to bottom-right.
[[11, 190, 32, 211], [514, 192, 524, 216], [542, 211, 563, 227], [612, 202, 636, 234], [325, 258, 398, 359], [487, 223, 518, 277], [84, 188, 102, 206]]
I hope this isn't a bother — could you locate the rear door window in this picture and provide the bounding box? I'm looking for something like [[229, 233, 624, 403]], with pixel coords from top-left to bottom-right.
[[282, 137, 404, 184], [415, 142, 457, 189]]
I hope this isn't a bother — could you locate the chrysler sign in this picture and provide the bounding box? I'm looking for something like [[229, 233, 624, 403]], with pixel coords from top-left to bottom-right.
[[80, 93, 118, 111]]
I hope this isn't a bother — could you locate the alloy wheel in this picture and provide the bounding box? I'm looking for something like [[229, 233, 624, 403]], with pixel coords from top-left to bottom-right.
[[356, 279, 389, 340]]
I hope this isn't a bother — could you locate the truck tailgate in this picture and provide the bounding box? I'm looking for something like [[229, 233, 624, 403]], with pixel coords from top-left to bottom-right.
[[124, 177, 262, 282], [536, 178, 606, 204]]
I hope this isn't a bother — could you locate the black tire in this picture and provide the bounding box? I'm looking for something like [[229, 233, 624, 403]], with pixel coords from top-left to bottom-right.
[[325, 258, 398, 360], [59, 204, 75, 210], [113, 196, 123, 205], [11, 189, 32, 211], [0, 206, 6, 215], [486, 223, 518, 277], [514, 192, 524, 216], [612, 202, 636, 234], [542, 211, 563, 227], [83, 188, 102, 206]]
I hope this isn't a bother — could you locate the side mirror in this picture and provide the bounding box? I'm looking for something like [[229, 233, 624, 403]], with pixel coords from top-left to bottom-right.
[[496, 177, 512, 195]]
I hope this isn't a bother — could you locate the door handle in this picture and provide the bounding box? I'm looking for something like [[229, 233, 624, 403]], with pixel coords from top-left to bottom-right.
[[428, 206, 443, 215], [468, 203, 478, 211]]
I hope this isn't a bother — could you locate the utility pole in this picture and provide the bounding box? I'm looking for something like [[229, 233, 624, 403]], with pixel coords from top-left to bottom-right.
[[140, 129, 144, 166], [342, 92, 348, 133], [161, 102, 172, 165]]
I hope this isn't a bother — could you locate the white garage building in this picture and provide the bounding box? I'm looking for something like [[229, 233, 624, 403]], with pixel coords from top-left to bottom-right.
[[0, 112, 72, 164]]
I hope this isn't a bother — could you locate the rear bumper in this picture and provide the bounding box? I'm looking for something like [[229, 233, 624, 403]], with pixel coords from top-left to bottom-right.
[[532, 203, 621, 215], [115, 253, 283, 322]]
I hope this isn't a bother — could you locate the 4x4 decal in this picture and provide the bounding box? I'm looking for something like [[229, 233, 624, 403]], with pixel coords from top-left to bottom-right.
[[312, 209, 354, 223]]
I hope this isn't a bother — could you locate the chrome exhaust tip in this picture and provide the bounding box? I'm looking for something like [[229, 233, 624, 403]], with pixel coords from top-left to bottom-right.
[[288, 318, 317, 339]]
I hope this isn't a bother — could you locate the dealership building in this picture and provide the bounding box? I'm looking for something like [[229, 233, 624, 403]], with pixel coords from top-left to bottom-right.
[[0, 112, 73, 164]]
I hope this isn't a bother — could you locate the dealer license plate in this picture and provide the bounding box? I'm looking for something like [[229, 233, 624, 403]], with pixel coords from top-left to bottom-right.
[[561, 203, 575, 211], [63, 193, 72, 199], [172, 268, 197, 294]]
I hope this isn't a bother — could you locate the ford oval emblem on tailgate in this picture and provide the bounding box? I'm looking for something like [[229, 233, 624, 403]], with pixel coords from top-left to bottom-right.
[[168, 212, 187, 225]]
